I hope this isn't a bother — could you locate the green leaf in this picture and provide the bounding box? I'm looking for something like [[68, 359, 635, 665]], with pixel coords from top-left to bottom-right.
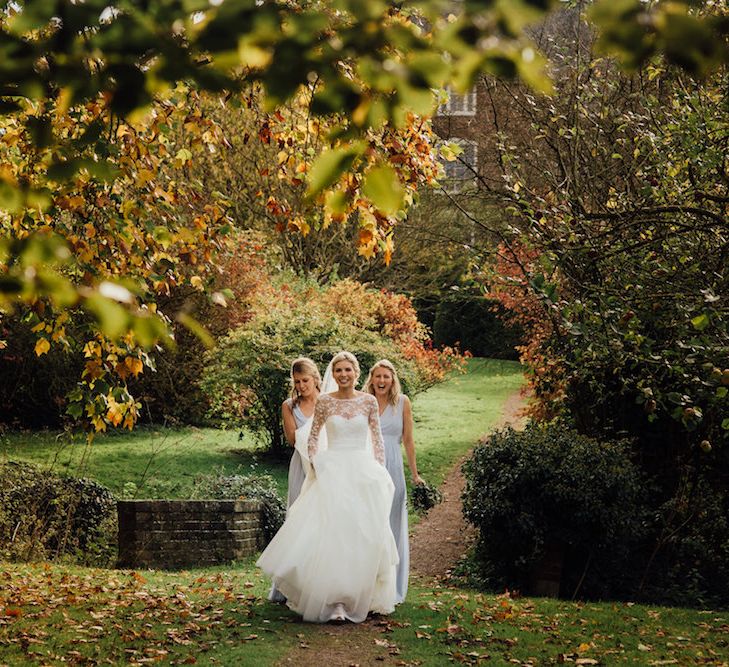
[[7, 1, 58, 34], [177, 312, 215, 349], [0, 181, 24, 213], [497, 0, 554, 36], [132, 314, 171, 348], [306, 143, 365, 198], [325, 188, 349, 216], [36, 268, 77, 307], [26, 187, 53, 211], [362, 165, 405, 216], [66, 401, 84, 419], [47, 159, 83, 182], [85, 294, 131, 340], [691, 313, 710, 331], [80, 159, 120, 182]]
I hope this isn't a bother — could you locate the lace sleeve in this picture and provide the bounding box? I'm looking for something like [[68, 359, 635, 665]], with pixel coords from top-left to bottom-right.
[[307, 397, 328, 460], [367, 397, 385, 465]]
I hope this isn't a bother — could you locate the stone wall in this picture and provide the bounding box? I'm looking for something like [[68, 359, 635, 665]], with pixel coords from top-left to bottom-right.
[[117, 499, 263, 569]]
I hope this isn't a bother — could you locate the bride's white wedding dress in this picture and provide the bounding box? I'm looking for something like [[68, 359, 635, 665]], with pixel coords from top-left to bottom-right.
[[257, 393, 398, 623]]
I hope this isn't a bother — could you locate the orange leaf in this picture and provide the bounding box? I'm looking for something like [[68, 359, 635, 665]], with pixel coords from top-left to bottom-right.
[[125, 357, 144, 377]]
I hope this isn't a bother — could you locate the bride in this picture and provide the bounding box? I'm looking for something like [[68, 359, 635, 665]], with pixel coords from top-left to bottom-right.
[[256, 351, 398, 623]]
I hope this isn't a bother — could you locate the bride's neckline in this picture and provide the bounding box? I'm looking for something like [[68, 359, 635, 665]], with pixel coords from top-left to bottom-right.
[[326, 392, 367, 401]]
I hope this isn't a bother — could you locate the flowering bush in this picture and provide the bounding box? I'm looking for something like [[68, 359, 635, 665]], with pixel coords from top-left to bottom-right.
[[321, 279, 466, 390]]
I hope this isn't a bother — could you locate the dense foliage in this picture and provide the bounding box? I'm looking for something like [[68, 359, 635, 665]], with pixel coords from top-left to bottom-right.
[[0, 461, 116, 565], [0, 0, 725, 436], [462, 425, 649, 600], [487, 56, 728, 460], [433, 291, 521, 360]]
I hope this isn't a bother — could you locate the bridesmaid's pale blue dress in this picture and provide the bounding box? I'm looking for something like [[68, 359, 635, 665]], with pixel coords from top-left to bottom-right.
[[269, 398, 309, 602], [285, 399, 309, 507], [380, 395, 409, 603]]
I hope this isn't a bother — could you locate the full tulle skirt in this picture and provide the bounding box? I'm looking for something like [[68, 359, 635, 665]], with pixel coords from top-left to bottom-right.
[[268, 449, 308, 603], [257, 448, 398, 623]]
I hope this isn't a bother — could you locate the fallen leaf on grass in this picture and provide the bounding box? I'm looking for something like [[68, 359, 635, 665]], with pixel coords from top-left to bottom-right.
[[373, 638, 398, 649]]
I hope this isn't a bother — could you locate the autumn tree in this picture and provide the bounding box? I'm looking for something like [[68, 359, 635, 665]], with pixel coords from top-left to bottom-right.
[[192, 84, 442, 279]]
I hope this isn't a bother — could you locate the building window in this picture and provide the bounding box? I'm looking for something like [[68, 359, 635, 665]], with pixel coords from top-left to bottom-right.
[[442, 138, 478, 191], [440, 86, 477, 116]]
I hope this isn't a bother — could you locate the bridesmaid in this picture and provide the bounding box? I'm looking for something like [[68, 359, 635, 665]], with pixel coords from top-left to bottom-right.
[[281, 357, 321, 506], [270, 356, 321, 602], [363, 359, 424, 604]]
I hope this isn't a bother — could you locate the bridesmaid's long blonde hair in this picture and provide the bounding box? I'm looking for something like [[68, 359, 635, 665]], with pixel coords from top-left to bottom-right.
[[363, 359, 402, 406], [289, 357, 322, 405]]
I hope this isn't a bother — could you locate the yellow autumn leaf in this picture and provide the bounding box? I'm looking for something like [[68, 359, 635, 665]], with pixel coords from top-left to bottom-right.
[[34, 337, 50, 356], [92, 415, 108, 432], [106, 403, 124, 427], [124, 357, 144, 377], [383, 235, 394, 266], [135, 169, 155, 187]]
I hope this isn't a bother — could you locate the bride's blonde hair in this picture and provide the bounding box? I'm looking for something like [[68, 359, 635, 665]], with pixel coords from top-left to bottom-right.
[[289, 357, 322, 405], [329, 350, 361, 381], [363, 359, 402, 406]]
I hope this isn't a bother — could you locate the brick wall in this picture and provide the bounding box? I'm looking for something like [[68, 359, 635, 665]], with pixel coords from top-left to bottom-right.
[[117, 499, 263, 570]]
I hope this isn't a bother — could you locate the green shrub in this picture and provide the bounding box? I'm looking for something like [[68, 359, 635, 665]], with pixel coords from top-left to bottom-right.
[[0, 461, 117, 565], [433, 293, 522, 360], [190, 468, 286, 547], [639, 474, 729, 608], [462, 423, 648, 599]]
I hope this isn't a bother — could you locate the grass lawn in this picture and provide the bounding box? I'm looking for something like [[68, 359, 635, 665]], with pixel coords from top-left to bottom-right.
[[0, 358, 524, 502], [1, 560, 727, 666]]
